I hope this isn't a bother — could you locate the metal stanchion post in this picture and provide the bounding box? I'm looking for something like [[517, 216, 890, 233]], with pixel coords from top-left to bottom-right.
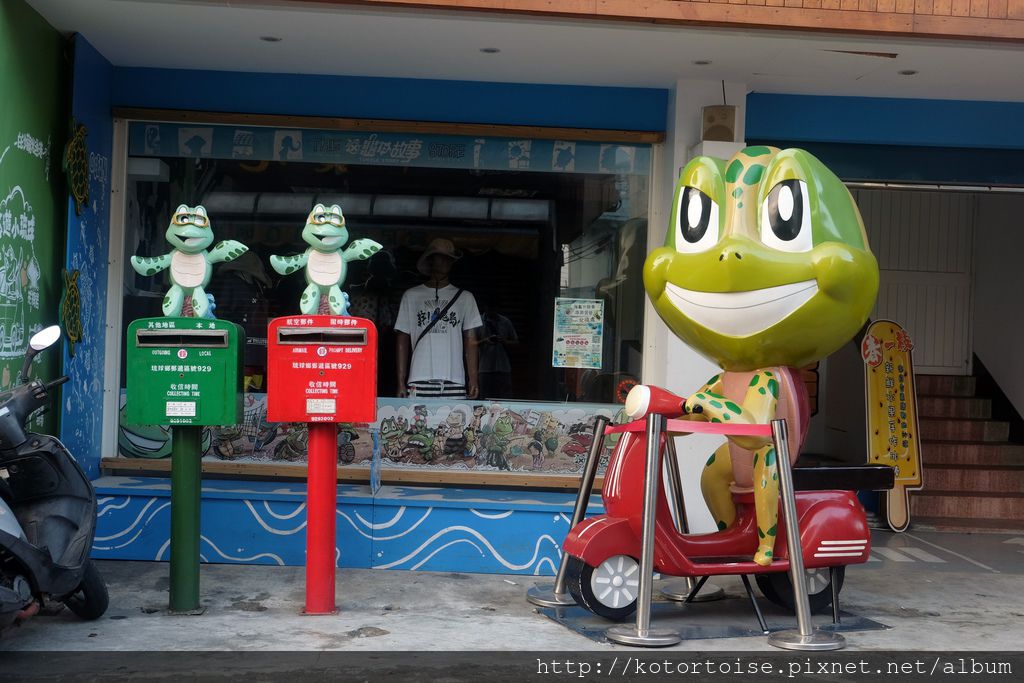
[[767, 419, 845, 651], [528, 415, 609, 608], [606, 414, 680, 647], [660, 435, 725, 604]]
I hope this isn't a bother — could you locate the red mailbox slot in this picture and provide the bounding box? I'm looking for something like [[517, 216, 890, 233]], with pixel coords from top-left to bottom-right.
[[266, 314, 378, 615], [267, 315, 378, 424]]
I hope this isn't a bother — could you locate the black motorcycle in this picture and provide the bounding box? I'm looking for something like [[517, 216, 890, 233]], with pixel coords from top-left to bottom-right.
[[0, 325, 108, 630]]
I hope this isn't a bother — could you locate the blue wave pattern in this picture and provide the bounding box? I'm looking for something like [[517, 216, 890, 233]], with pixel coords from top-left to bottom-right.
[[92, 481, 583, 574]]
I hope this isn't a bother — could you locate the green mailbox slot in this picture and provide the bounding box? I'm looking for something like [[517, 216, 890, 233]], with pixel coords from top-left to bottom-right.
[[126, 317, 244, 426]]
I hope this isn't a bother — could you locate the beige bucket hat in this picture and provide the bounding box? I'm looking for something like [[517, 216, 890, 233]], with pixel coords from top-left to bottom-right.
[[416, 237, 463, 275]]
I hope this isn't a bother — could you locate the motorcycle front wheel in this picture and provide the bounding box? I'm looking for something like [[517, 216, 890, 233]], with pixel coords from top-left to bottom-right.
[[63, 560, 109, 620], [565, 554, 639, 621]]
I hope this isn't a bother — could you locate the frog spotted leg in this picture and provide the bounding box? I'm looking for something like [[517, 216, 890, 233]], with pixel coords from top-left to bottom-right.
[[131, 253, 172, 277], [327, 286, 350, 315], [163, 284, 185, 317], [700, 443, 736, 531], [751, 444, 780, 566], [687, 370, 782, 565], [190, 285, 211, 318], [299, 283, 322, 315]]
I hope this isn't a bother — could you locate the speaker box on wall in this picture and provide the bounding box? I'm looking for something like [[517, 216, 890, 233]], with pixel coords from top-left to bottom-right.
[[702, 105, 736, 142]]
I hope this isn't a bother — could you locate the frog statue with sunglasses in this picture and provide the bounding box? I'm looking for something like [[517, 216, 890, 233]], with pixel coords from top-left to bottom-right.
[[270, 203, 382, 315], [130, 204, 249, 317]]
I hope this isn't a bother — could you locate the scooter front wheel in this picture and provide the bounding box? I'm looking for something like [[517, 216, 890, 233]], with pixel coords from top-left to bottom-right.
[[63, 560, 109, 620], [755, 566, 844, 615], [565, 554, 639, 621]]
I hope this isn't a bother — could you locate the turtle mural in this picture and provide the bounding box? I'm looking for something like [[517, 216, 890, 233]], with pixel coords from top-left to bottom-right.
[[63, 121, 89, 216], [270, 204, 382, 315], [130, 205, 248, 317], [60, 269, 83, 356]]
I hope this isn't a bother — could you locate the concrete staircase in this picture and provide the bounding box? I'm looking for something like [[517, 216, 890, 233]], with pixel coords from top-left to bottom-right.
[[913, 374, 1024, 530]]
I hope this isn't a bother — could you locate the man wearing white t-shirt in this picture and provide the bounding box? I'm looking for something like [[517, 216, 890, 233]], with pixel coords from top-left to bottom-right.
[[395, 238, 483, 400]]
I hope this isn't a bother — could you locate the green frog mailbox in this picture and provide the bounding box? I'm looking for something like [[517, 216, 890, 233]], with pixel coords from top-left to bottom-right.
[[126, 318, 243, 427], [125, 317, 244, 613], [127, 204, 248, 614]]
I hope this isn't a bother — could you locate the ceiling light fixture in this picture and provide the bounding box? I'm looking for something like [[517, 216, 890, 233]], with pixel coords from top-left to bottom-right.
[[693, 60, 712, 66], [259, 36, 283, 42], [898, 69, 918, 76], [480, 47, 500, 54]]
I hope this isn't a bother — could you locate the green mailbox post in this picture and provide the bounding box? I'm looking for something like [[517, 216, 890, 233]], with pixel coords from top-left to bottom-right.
[[126, 316, 243, 612]]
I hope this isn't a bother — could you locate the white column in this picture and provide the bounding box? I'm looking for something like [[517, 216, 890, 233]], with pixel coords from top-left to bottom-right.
[[643, 79, 748, 533]]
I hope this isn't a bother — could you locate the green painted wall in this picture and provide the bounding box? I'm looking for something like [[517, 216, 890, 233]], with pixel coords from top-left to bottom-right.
[[0, 0, 68, 432]]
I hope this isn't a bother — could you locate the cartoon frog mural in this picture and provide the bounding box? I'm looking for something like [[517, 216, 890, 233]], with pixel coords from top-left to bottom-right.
[[270, 204, 382, 315], [642, 146, 878, 565], [443, 409, 469, 459], [379, 416, 409, 461], [485, 414, 515, 471], [534, 413, 562, 460], [130, 205, 248, 318]]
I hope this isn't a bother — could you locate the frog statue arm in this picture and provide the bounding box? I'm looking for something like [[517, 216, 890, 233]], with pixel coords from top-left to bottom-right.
[[208, 240, 249, 264], [342, 238, 383, 263], [130, 253, 172, 276], [269, 252, 309, 276]]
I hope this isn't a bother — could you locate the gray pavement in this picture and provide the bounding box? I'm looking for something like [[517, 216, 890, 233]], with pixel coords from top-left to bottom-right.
[[1, 529, 1022, 653]]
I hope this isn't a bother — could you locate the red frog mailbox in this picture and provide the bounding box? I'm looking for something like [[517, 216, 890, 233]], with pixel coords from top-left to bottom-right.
[[266, 314, 377, 615], [267, 316, 378, 424]]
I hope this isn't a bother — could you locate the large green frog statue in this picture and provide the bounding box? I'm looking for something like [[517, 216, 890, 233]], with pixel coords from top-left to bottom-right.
[[642, 146, 879, 565], [270, 203, 382, 315], [130, 205, 248, 318]]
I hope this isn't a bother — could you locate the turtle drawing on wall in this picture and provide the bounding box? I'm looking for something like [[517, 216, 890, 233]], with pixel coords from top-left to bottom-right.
[[60, 269, 82, 356], [63, 121, 89, 216]]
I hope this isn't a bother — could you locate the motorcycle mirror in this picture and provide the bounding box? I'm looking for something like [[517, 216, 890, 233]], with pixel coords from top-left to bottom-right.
[[29, 326, 62, 352], [21, 326, 62, 382]]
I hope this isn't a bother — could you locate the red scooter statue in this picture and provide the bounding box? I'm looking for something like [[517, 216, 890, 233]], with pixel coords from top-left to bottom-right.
[[562, 384, 887, 624]]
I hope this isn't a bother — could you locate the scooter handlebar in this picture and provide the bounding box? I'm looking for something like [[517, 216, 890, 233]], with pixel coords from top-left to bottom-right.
[[45, 376, 70, 391], [623, 384, 686, 420]]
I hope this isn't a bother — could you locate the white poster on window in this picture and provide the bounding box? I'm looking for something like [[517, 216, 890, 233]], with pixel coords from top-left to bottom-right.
[[552, 298, 604, 369]]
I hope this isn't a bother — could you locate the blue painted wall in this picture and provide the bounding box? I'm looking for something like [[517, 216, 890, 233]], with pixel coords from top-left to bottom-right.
[[61, 34, 112, 479], [747, 93, 1024, 151], [92, 478, 597, 575], [112, 67, 669, 132]]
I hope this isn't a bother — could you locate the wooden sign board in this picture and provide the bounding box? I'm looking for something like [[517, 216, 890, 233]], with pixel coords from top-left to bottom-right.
[[862, 320, 924, 532]]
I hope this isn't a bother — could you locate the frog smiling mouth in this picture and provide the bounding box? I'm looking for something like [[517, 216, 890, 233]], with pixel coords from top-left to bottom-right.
[[664, 279, 818, 337]]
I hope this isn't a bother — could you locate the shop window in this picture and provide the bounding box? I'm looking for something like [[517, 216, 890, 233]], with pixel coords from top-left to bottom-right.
[[114, 121, 651, 483]]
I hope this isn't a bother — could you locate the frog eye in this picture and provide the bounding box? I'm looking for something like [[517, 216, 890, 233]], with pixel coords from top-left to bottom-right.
[[760, 179, 812, 253], [674, 187, 720, 254]]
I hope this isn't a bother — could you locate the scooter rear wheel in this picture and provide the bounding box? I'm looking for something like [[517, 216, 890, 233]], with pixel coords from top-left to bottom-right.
[[755, 566, 844, 615], [63, 560, 109, 620], [565, 554, 639, 621]]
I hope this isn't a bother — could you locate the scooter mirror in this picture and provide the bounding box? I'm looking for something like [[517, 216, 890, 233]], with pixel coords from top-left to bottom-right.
[[21, 326, 62, 382], [29, 325, 62, 352]]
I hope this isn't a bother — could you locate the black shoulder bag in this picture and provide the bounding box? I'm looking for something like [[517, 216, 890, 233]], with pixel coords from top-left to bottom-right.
[[414, 288, 464, 347]]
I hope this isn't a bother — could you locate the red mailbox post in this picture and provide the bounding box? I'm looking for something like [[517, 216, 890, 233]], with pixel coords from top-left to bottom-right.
[[267, 315, 377, 614]]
